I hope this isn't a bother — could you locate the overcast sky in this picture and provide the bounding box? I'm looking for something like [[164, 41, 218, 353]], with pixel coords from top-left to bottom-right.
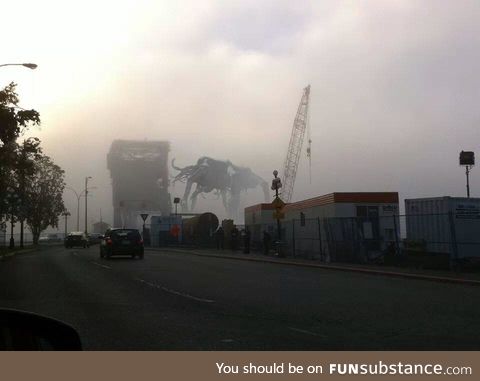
[[2, 0, 480, 226]]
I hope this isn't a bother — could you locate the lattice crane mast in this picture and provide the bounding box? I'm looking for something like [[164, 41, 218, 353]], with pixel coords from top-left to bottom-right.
[[281, 85, 311, 203]]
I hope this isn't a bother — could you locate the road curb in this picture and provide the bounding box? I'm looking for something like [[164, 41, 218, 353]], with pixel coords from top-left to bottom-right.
[[147, 248, 480, 286], [0, 247, 37, 260]]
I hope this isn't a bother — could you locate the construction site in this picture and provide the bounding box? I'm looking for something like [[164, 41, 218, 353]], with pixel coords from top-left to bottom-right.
[[105, 85, 480, 270]]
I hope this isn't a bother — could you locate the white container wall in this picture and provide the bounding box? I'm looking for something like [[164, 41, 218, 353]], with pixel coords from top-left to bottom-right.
[[405, 197, 480, 259]]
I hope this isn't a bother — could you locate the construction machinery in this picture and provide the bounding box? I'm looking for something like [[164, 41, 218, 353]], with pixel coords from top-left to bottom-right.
[[281, 85, 311, 203]]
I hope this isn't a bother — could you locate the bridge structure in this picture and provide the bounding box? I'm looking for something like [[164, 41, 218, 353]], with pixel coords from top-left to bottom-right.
[[107, 140, 171, 228]]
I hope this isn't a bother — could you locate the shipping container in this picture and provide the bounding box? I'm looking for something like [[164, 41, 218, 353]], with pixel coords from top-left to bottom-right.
[[150, 215, 182, 247], [405, 197, 480, 260]]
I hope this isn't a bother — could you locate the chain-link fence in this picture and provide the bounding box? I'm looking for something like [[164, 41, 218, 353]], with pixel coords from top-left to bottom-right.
[[247, 213, 480, 270], [140, 213, 480, 270]]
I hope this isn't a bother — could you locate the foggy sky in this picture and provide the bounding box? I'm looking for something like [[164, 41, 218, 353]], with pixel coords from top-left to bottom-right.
[[2, 0, 480, 227]]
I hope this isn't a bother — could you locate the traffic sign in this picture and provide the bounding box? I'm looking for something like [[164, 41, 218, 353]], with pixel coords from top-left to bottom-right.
[[271, 197, 286, 209], [140, 213, 149, 222]]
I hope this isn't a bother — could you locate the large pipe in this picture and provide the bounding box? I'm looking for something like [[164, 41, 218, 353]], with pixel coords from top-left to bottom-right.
[[182, 212, 219, 246]]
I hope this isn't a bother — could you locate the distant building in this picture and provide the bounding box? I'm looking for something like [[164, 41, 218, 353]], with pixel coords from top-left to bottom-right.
[[107, 140, 171, 228], [245, 192, 399, 261], [92, 221, 111, 234]]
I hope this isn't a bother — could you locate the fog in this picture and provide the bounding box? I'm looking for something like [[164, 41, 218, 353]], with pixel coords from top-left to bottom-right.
[[2, 0, 480, 228]]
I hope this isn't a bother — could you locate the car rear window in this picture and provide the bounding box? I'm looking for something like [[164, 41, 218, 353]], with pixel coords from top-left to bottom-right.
[[111, 230, 141, 241]]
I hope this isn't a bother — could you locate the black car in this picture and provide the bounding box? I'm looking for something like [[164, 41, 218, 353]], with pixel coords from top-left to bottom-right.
[[65, 232, 89, 248], [100, 228, 144, 259]]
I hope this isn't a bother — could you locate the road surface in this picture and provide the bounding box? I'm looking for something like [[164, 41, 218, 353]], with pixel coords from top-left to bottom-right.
[[0, 245, 479, 350]]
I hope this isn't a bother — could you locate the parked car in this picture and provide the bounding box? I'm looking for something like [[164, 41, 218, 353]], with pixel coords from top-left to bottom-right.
[[100, 228, 144, 259], [38, 236, 50, 244], [65, 232, 89, 248], [88, 233, 103, 245], [39, 233, 62, 244]]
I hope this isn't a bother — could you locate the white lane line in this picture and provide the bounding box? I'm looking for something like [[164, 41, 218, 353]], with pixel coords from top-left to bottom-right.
[[135, 278, 215, 303], [288, 327, 325, 337], [91, 261, 112, 269]]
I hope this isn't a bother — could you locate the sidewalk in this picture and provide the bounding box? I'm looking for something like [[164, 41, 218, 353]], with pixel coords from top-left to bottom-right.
[[0, 245, 37, 260], [146, 246, 480, 286]]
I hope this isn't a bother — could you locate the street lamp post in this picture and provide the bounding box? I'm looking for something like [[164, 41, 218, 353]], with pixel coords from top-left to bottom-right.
[[9, 214, 15, 249], [65, 187, 81, 231], [62, 211, 71, 238], [85, 177, 92, 234], [66, 185, 96, 231], [173, 197, 181, 217], [1, 63, 37, 245], [271, 170, 284, 257], [5, 189, 19, 249], [459, 151, 475, 198]]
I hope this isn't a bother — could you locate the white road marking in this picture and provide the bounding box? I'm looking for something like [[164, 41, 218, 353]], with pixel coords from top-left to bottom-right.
[[288, 327, 325, 337], [135, 278, 215, 303], [72, 252, 79, 257], [91, 261, 112, 269]]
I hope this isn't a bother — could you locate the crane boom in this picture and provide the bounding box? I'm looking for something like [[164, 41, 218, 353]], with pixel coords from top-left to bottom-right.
[[281, 85, 311, 203]]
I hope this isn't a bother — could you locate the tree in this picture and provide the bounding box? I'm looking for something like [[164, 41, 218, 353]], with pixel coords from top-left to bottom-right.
[[24, 155, 65, 245], [0, 82, 40, 225]]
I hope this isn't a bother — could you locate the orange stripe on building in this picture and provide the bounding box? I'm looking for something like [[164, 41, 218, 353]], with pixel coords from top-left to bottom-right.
[[244, 203, 277, 213], [245, 192, 399, 214]]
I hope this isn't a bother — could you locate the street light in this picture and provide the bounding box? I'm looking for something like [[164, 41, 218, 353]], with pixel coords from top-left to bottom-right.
[[65, 185, 96, 231], [61, 210, 71, 238], [85, 177, 92, 235], [65, 187, 81, 231], [1, 62, 37, 245], [5, 188, 19, 249], [0, 63, 37, 69], [173, 197, 181, 217], [459, 151, 475, 198], [271, 170, 284, 257]]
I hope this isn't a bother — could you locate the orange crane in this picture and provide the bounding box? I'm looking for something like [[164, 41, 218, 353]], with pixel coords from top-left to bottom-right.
[[281, 85, 311, 203]]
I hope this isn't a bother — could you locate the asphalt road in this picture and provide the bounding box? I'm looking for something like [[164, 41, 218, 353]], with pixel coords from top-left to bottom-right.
[[0, 245, 479, 350]]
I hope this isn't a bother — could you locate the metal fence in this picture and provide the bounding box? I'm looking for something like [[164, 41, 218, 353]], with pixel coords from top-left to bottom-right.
[[105, 213, 480, 270], [247, 213, 480, 270], [143, 221, 246, 249]]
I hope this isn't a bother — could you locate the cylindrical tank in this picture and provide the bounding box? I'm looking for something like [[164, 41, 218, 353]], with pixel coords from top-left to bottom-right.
[[182, 212, 219, 246]]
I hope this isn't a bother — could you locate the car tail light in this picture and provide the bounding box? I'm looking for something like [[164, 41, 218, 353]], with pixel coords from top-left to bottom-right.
[[138, 239, 144, 245], [106, 238, 113, 245]]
